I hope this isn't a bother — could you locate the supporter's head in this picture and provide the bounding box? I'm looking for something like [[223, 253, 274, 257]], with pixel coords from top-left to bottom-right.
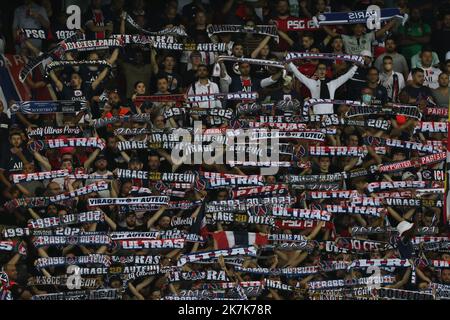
[[156, 76, 169, 93], [265, 175, 276, 184], [392, 148, 407, 161], [259, 43, 271, 58], [108, 90, 121, 107], [94, 153, 108, 171], [318, 157, 331, 172], [120, 180, 132, 196], [232, 43, 244, 57], [151, 113, 165, 129], [309, 47, 321, 65], [46, 183, 62, 196], [441, 269, 450, 284], [70, 73, 83, 89], [216, 189, 228, 201], [125, 212, 137, 227], [366, 67, 379, 84], [438, 72, 449, 88], [346, 134, 359, 147], [134, 81, 146, 95], [147, 151, 161, 171], [196, 64, 209, 80], [190, 51, 202, 66], [60, 152, 74, 171], [360, 50, 373, 66], [352, 24, 366, 37], [150, 290, 161, 300], [158, 213, 171, 229], [331, 36, 343, 52], [276, 0, 290, 16], [23, 162, 35, 174], [315, 0, 327, 13], [315, 63, 328, 80], [420, 48, 433, 68], [3, 264, 17, 281], [385, 37, 398, 53], [129, 157, 143, 170], [106, 135, 117, 150], [194, 10, 206, 26], [163, 55, 176, 71], [361, 87, 374, 104], [382, 56, 394, 72], [9, 132, 23, 148], [411, 68, 425, 86], [302, 32, 315, 51], [238, 62, 251, 77]]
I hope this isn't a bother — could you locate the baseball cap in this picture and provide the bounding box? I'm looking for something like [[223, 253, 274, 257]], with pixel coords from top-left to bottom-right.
[[360, 50, 372, 58], [95, 153, 107, 162], [397, 221, 414, 236]]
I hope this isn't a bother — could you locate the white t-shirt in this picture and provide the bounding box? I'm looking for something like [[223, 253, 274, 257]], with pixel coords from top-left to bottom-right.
[[407, 67, 442, 89], [342, 32, 375, 55]]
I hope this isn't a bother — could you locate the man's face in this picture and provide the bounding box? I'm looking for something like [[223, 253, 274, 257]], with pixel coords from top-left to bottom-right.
[[126, 214, 136, 227], [316, 64, 327, 79], [217, 191, 228, 201], [135, 83, 146, 95], [95, 159, 107, 170], [383, 59, 393, 72], [442, 269, 450, 284], [421, 51, 433, 67], [239, 63, 251, 76], [70, 73, 82, 88], [129, 161, 142, 170], [157, 79, 169, 93], [385, 39, 396, 53], [347, 135, 359, 147], [195, 11, 206, 25], [367, 69, 378, 83], [47, 183, 62, 196], [153, 116, 165, 129], [151, 291, 161, 300], [148, 156, 160, 170], [107, 137, 117, 150], [5, 264, 17, 281], [197, 66, 209, 79], [332, 38, 343, 52], [302, 36, 314, 50], [10, 134, 22, 147], [413, 71, 425, 86], [23, 162, 35, 174], [393, 152, 406, 161], [319, 157, 330, 171], [108, 92, 120, 106], [233, 45, 244, 57], [164, 57, 175, 69], [276, 0, 289, 15], [438, 73, 449, 87], [191, 55, 202, 66], [159, 216, 171, 228], [121, 182, 132, 195], [353, 24, 365, 36]]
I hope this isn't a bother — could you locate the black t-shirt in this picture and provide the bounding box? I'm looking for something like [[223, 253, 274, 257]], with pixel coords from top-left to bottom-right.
[[116, 224, 146, 232], [60, 84, 93, 102], [401, 85, 433, 101], [0, 147, 34, 175], [156, 71, 183, 93]]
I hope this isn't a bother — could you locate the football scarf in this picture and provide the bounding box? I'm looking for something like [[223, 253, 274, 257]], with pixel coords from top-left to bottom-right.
[[19, 31, 84, 82], [280, 18, 320, 31], [45, 60, 112, 73], [363, 136, 440, 154], [28, 137, 105, 152], [114, 238, 185, 250], [168, 270, 229, 282], [345, 105, 422, 119], [91, 113, 153, 128], [0, 240, 27, 255], [374, 288, 434, 300], [2, 226, 82, 238], [250, 130, 325, 141], [5, 181, 109, 210], [177, 246, 258, 267], [291, 182, 341, 191], [87, 196, 170, 206], [34, 254, 109, 269], [28, 211, 104, 229], [366, 180, 433, 192], [268, 234, 307, 242], [347, 259, 411, 270], [113, 128, 150, 136], [108, 255, 161, 265], [206, 196, 294, 213], [235, 266, 319, 276], [217, 56, 284, 68], [124, 13, 187, 37], [321, 115, 392, 131], [27, 276, 99, 288], [32, 235, 111, 247], [32, 289, 120, 300], [230, 184, 288, 198], [285, 52, 365, 66], [269, 207, 332, 222], [324, 205, 385, 217], [151, 42, 228, 52], [212, 231, 268, 249], [335, 238, 394, 252], [207, 25, 278, 42], [378, 152, 446, 173], [308, 276, 396, 290], [304, 190, 361, 200], [207, 212, 275, 227], [307, 146, 385, 157], [414, 121, 448, 133], [275, 219, 334, 231], [313, 8, 407, 26], [424, 107, 448, 117], [10, 100, 87, 114], [228, 160, 311, 168], [303, 99, 366, 116], [26, 126, 82, 138]]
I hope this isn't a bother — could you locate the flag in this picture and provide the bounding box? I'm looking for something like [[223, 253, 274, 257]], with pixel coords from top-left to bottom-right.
[[189, 201, 209, 240], [213, 231, 268, 249], [0, 54, 32, 108]]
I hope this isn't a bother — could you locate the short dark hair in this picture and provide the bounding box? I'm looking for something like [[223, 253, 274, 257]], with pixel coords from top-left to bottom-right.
[[134, 81, 145, 89], [411, 68, 424, 76], [383, 55, 393, 62], [302, 32, 314, 40]]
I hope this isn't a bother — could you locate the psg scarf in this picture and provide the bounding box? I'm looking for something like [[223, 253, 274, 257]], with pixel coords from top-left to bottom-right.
[[363, 136, 440, 154], [270, 207, 332, 221], [28, 211, 104, 229], [313, 8, 407, 26], [177, 247, 258, 267], [28, 137, 105, 152], [378, 152, 446, 173], [26, 126, 82, 138], [212, 231, 268, 250], [10, 100, 87, 114], [32, 235, 111, 247], [207, 25, 278, 42], [285, 52, 365, 66]]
